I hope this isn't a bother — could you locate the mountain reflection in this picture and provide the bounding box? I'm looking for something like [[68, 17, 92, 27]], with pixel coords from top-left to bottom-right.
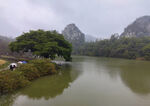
[[101, 59, 150, 95], [119, 63, 150, 95]]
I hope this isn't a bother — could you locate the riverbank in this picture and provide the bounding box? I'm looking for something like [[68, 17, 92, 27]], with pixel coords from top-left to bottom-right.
[[0, 59, 58, 95], [75, 36, 150, 61], [1, 56, 150, 106]]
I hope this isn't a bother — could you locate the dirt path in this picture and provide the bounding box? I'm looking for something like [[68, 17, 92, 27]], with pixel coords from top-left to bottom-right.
[[0, 59, 9, 71], [0, 59, 6, 65]]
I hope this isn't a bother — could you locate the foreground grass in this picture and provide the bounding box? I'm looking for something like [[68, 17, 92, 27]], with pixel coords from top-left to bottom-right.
[[0, 59, 58, 95]]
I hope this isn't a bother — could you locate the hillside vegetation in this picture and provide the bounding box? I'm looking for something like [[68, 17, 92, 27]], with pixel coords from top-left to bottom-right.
[[77, 35, 150, 60], [121, 16, 150, 37]]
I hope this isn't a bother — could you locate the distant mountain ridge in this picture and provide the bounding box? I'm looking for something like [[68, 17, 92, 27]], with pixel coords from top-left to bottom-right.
[[0, 35, 14, 44], [0, 35, 13, 55], [121, 16, 150, 37]]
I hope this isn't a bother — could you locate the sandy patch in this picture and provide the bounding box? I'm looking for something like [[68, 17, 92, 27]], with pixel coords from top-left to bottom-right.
[[0, 59, 6, 65]]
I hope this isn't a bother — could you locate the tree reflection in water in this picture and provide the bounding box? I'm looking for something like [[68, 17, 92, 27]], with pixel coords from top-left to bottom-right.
[[0, 63, 81, 105], [0, 94, 16, 106], [119, 62, 150, 95], [20, 64, 81, 100], [100, 58, 150, 95]]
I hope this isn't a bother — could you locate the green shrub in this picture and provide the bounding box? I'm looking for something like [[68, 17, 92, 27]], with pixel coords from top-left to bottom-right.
[[0, 71, 29, 94], [16, 64, 40, 81], [30, 59, 57, 75], [0, 59, 58, 94]]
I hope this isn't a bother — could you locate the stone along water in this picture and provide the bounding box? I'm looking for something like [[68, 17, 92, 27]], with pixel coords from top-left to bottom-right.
[[1, 56, 150, 106]]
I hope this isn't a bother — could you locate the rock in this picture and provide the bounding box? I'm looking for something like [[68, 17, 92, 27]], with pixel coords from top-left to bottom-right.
[[121, 16, 150, 37], [62, 24, 85, 54], [62, 23, 85, 44]]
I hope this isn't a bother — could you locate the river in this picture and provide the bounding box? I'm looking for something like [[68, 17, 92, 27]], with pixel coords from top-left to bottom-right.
[[1, 56, 150, 106]]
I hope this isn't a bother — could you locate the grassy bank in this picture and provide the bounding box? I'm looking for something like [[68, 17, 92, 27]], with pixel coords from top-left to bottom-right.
[[0, 59, 58, 95]]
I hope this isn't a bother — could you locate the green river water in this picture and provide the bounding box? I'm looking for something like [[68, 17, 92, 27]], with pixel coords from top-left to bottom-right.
[[1, 56, 150, 106]]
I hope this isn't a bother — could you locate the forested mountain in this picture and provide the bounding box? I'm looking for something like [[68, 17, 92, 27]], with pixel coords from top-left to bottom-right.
[[67, 16, 150, 60], [62, 24, 85, 54], [121, 16, 150, 37]]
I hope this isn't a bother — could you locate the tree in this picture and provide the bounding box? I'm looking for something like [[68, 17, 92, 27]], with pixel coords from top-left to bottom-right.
[[142, 43, 150, 60], [9, 30, 72, 61], [76, 35, 150, 60]]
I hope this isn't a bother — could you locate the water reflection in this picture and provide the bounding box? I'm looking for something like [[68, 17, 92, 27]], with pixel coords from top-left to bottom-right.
[[1, 56, 150, 106], [96, 58, 150, 95], [0, 94, 15, 106], [20, 64, 81, 100], [0, 63, 81, 106], [119, 62, 150, 95]]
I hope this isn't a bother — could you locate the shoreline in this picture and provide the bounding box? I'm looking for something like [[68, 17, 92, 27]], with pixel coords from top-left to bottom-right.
[[0, 59, 59, 95]]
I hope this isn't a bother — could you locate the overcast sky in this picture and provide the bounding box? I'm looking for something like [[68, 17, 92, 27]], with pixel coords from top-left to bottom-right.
[[0, 0, 150, 38]]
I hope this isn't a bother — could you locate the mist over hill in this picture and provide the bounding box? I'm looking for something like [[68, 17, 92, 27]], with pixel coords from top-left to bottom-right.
[[85, 35, 97, 42], [0, 35, 13, 55], [121, 16, 150, 37]]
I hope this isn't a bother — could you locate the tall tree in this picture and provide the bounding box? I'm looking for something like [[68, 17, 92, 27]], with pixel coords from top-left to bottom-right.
[[9, 30, 72, 61]]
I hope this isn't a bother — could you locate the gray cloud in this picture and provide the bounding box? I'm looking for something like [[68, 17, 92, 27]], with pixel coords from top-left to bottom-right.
[[0, 0, 150, 38]]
